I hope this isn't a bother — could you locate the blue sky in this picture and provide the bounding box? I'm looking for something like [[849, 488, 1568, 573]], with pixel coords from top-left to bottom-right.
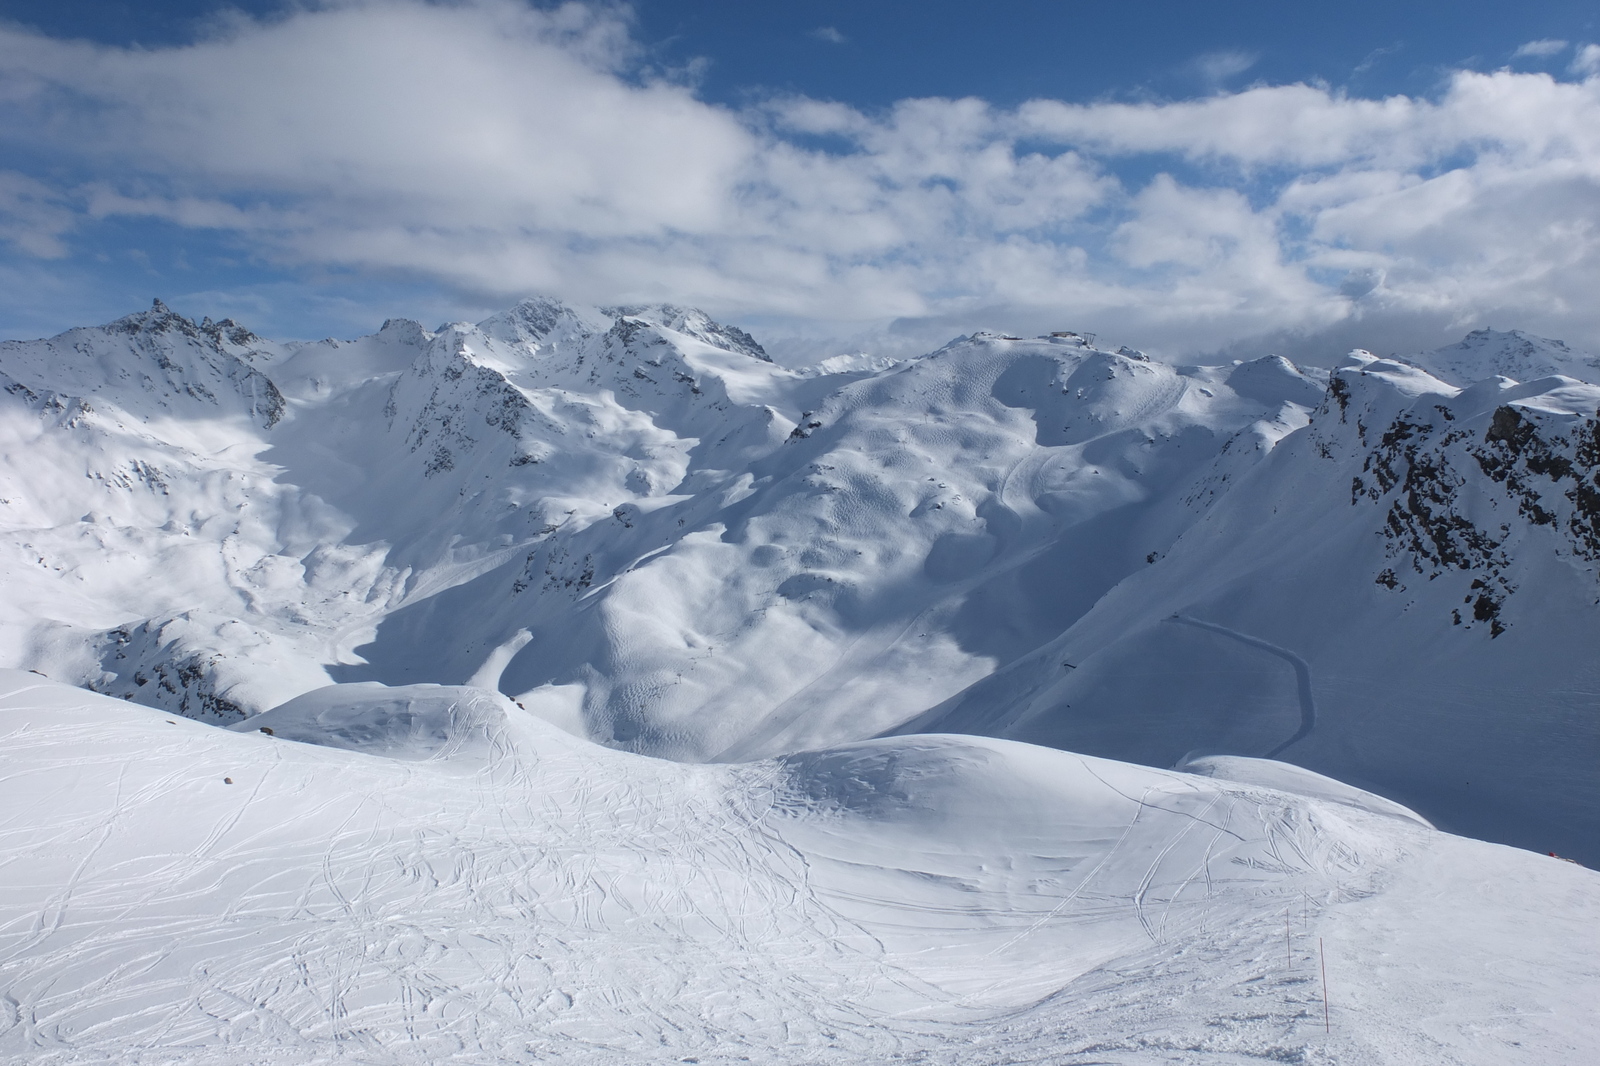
[[12, 1, 1597, 104], [2, 1, 1600, 359]]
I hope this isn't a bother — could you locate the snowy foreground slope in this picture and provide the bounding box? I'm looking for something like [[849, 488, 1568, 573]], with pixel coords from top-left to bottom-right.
[[3, 671, 1597, 1066], [1, 302, 1598, 863]]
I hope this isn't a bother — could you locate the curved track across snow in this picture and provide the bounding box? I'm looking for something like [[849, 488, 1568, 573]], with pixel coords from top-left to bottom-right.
[[1169, 614, 1317, 758]]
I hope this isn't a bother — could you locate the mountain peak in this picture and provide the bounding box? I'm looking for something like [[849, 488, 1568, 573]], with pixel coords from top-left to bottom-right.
[[1, 300, 284, 427], [601, 303, 772, 362], [376, 317, 432, 345], [108, 297, 202, 340], [476, 297, 608, 347], [1407, 328, 1599, 386]]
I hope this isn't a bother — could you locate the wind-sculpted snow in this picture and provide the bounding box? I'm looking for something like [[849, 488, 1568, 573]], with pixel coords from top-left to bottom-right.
[[1178, 755, 1434, 827], [231, 682, 517, 762], [3, 672, 1596, 1065]]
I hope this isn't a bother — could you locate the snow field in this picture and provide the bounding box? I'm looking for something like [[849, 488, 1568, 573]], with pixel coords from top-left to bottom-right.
[[4, 301, 1600, 1063], [918, 351, 1600, 863], [2, 672, 1596, 1065]]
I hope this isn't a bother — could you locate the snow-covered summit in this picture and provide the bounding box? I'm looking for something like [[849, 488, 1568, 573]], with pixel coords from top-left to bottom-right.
[[601, 302, 773, 362], [0, 298, 286, 427], [473, 296, 771, 363], [1405, 328, 1600, 386]]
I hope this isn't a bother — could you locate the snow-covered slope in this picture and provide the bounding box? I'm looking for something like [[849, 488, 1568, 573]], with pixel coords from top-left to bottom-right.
[[0, 302, 351, 720], [0, 298, 808, 726], [4, 300, 1600, 1062], [2, 671, 1595, 1065], [345, 329, 1319, 762], [913, 350, 1600, 863], [3, 299, 1599, 866], [0, 302, 1316, 748], [1406, 328, 1600, 387]]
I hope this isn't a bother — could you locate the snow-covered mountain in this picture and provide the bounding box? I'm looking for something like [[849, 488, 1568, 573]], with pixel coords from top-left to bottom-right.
[[1, 301, 1311, 742], [1404, 328, 1600, 387], [2, 301, 1599, 1063], [2, 302, 1598, 857], [911, 350, 1600, 863]]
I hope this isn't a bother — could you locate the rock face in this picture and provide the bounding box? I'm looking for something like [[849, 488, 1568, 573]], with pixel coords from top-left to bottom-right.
[[3, 302, 1599, 861]]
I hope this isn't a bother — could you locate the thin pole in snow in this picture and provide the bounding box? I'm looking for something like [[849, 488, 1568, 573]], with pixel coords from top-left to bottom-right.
[[1320, 937, 1330, 1033], [1286, 909, 1292, 968]]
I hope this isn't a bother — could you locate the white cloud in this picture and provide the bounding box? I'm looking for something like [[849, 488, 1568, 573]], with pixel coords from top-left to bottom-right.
[[1351, 44, 1401, 79], [1, 1, 748, 238], [1514, 39, 1569, 59], [810, 27, 846, 45], [1191, 49, 1258, 87], [1016, 73, 1600, 169], [2, 0, 1600, 359], [0, 171, 76, 257], [1573, 44, 1600, 78]]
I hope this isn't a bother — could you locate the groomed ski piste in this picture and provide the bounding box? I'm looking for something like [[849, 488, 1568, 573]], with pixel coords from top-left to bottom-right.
[[1, 300, 1599, 1063]]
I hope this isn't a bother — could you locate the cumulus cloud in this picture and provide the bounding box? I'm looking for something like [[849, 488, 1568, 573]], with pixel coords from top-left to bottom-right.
[[2, 0, 1600, 359]]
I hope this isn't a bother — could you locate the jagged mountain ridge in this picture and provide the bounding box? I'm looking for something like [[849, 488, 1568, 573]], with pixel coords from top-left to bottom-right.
[[2, 301, 1598, 860], [1, 297, 893, 722], [0, 299, 285, 427]]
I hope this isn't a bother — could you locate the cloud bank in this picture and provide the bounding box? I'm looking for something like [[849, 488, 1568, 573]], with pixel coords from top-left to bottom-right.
[[2, 0, 1600, 358]]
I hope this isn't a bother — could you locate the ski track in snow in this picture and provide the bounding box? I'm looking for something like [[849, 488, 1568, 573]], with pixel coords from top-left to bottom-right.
[[3, 305, 1600, 1062], [2, 675, 1598, 1065], [1168, 615, 1317, 758]]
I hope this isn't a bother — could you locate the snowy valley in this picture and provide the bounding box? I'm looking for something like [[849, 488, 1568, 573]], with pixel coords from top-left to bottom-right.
[[1, 299, 1597, 1064]]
